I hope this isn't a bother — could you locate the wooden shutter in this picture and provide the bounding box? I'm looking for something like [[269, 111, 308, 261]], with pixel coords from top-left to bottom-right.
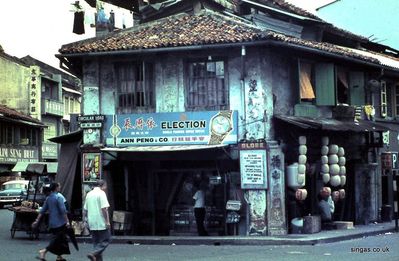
[[315, 63, 335, 106], [380, 80, 387, 118], [349, 72, 365, 106]]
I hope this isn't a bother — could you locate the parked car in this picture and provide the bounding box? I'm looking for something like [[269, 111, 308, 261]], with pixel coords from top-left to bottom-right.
[[0, 180, 30, 208]]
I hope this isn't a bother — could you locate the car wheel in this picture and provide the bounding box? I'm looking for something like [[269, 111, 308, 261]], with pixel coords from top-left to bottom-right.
[[0, 203, 4, 209]]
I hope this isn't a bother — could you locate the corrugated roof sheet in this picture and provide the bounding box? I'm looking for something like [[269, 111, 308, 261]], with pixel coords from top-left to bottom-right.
[[275, 115, 393, 132], [339, 47, 399, 70]]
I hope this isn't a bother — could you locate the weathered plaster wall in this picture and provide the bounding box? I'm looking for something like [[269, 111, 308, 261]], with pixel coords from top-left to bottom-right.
[[156, 54, 184, 112], [100, 60, 116, 115], [82, 58, 101, 144], [270, 53, 294, 116], [0, 56, 30, 114]]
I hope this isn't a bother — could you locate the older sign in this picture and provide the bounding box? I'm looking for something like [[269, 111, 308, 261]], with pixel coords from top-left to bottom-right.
[[239, 142, 267, 189], [0, 146, 39, 163]]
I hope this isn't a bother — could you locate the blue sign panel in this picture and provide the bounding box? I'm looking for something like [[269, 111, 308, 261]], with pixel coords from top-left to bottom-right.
[[104, 110, 238, 146]]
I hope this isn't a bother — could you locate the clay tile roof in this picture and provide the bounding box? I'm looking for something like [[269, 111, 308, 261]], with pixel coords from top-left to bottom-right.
[[0, 105, 43, 125], [59, 11, 262, 54], [265, 31, 379, 64], [59, 10, 381, 67]]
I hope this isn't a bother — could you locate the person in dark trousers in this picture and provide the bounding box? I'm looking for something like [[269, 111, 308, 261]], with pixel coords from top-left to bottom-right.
[[193, 182, 208, 236], [32, 182, 71, 261], [83, 180, 111, 261]]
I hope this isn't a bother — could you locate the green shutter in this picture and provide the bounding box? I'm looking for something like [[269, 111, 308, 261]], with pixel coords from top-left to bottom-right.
[[349, 71, 365, 106], [315, 63, 335, 106]]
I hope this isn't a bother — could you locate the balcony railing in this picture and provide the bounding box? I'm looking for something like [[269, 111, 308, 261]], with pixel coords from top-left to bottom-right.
[[42, 99, 64, 117]]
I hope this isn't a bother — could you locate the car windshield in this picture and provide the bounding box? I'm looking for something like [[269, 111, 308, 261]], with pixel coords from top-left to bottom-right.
[[1, 183, 26, 190]]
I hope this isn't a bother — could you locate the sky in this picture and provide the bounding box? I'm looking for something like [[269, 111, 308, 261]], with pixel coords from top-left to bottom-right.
[[0, 0, 345, 70], [0, 0, 96, 69]]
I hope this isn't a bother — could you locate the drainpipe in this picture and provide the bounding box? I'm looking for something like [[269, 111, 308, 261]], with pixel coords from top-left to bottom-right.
[[241, 45, 247, 139]]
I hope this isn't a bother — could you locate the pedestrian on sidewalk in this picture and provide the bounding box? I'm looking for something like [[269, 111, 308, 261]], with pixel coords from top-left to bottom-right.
[[83, 180, 111, 261], [32, 182, 71, 261]]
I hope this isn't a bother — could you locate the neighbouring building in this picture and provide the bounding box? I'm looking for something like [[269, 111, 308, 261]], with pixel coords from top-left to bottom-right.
[[0, 104, 45, 187], [57, 0, 399, 236], [0, 48, 81, 175]]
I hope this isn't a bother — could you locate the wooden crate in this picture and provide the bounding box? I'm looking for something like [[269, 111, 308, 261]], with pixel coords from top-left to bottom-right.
[[302, 215, 321, 234]]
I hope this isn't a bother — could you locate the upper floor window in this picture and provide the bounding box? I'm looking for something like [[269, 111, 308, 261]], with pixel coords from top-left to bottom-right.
[[64, 96, 80, 114], [19, 127, 38, 146], [0, 124, 13, 145], [43, 79, 59, 100], [115, 62, 154, 113], [186, 59, 228, 110], [297, 60, 365, 106], [380, 81, 399, 118], [299, 61, 315, 101]]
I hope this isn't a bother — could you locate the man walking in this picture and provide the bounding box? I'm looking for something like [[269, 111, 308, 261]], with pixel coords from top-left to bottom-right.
[[83, 180, 111, 261]]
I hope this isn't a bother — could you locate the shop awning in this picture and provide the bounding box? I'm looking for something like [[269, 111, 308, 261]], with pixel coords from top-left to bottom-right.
[[274, 115, 393, 132], [0, 164, 13, 173], [11, 162, 58, 173], [49, 129, 83, 143], [101, 144, 228, 152]]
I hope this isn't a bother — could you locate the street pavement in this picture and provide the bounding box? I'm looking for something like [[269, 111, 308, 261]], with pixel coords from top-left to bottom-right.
[[1, 208, 399, 261]]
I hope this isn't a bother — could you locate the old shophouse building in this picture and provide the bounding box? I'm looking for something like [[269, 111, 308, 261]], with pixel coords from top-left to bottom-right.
[[0, 47, 81, 176], [57, 0, 399, 236]]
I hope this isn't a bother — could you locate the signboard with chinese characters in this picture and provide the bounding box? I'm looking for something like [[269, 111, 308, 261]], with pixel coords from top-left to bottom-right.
[[82, 153, 101, 183], [104, 111, 238, 146], [29, 66, 41, 120], [239, 142, 267, 189]]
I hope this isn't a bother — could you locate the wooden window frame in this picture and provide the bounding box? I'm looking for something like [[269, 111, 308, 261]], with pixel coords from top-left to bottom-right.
[[185, 58, 229, 111], [380, 80, 387, 118], [115, 61, 154, 113]]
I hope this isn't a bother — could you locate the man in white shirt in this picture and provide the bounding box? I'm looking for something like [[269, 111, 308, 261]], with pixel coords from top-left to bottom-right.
[[193, 183, 208, 236], [83, 180, 111, 261]]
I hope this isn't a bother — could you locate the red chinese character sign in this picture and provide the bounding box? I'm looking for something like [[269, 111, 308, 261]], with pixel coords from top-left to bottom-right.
[[82, 153, 101, 183]]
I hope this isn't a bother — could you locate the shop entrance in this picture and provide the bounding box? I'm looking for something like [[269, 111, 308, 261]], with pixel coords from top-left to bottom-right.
[[112, 161, 229, 236]]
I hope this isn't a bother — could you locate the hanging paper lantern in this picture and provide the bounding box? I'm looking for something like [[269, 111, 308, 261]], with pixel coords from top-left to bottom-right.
[[322, 173, 330, 184], [321, 146, 329, 155], [329, 144, 339, 154], [330, 175, 341, 187], [339, 166, 346, 175], [338, 156, 346, 166], [321, 155, 328, 164], [321, 136, 329, 146], [299, 136, 307, 145], [338, 147, 345, 157], [328, 155, 339, 164], [330, 164, 340, 175], [297, 174, 306, 185], [321, 164, 330, 173], [299, 145, 307, 155], [340, 175, 346, 186], [298, 155, 307, 165]]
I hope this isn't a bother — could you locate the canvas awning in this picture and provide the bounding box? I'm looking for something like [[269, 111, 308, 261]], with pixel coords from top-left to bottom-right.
[[12, 162, 58, 173], [274, 115, 393, 132], [101, 144, 228, 152]]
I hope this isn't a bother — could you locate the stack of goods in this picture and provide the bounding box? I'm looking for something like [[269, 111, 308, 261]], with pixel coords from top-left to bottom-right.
[[328, 144, 341, 188], [338, 146, 346, 200], [320, 136, 330, 184], [296, 136, 307, 200]]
